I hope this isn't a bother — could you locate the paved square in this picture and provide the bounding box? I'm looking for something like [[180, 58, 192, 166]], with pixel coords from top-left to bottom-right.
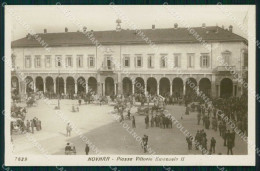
[[12, 99, 247, 155]]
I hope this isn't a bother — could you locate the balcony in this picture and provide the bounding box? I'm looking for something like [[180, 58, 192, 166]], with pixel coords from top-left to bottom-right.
[[217, 66, 236, 72], [98, 64, 115, 75]]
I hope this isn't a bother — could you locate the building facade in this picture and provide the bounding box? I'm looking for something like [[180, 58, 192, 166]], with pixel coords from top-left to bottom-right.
[[11, 25, 248, 98]]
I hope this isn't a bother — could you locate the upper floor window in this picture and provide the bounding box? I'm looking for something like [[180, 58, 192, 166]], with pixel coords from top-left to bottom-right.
[[187, 53, 195, 68], [221, 51, 231, 65], [200, 53, 210, 68], [88, 55, 95, 67], [11, 54, 16, 68], [66, 55, 73, 67], [35, 55, 41, 68], [25, 56, 31, 68], [45, 55, 51, 68], [174, 54, 181, 68], [148, 54, 154, 68], [160, 54, 167, 68], [123, 55, 130, 67], [77, 55, 83, 68], [135, 55, 142, 67], [55, 55, 62, 67]]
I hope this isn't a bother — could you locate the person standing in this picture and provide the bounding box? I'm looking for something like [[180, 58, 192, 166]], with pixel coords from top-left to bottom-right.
[[85, 143, 90, 155], [224, 130, 230, 147], [227, 137, 233, 155], [39, 120, 42, 130], [66, 123, 72, 137], [132, 116, 136, 128], [230, 130, 235, 147], [150, 116, 154, 127], [30, 120, 34, 134], [142, 135, 148, 153], [26, 120, 30, 133], [145, 115, 149, 129], [210, 137, 216, 154]]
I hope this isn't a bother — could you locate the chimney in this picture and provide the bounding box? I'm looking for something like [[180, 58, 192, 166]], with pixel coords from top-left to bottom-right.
[[229, 25, 233, 32], [202, 23, 206, 28], [116, 18, 122, 32], [83, 26, 87, 32], [26, 33, 31, 40], [65, 27, 68, 32], [174, 23, 178, 29], [44, 29, 47, 34], [152, 24, 155, 30]]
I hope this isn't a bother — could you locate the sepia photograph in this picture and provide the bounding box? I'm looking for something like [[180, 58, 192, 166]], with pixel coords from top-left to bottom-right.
[[4, 4, 256, 166]]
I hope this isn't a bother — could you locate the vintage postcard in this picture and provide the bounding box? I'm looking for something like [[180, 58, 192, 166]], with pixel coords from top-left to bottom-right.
[[4, 4, 256, 166]]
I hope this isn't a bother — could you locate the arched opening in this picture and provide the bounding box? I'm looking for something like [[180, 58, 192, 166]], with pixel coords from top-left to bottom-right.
[[11, 76, 19, 95], [77, 77, 86, 95], [56, 77, 64, 95], [135, 77, 145, 94], [35, 76, 44, 92], [45, 77, 54, 93], [172, 77, 183, 98], [105, 77, 114, 96], [159, 77, 170, 97], [147, 77, 157, 95], [25, 76, 34, 94], [220, 78, 233, 98], [122, 77, 132, 96], [88, 77, 97, 94], [66, 77, 75, 97], [199, 78, 211, 97], [185, 78, 197, 97]]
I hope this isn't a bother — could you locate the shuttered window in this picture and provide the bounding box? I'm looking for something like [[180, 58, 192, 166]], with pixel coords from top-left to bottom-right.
[[200, 53, 210, 68], [174, 54, 181, 67], [25, 56, 31, 68], [148, 54, 154, 68], [187, 53, 195, 68]]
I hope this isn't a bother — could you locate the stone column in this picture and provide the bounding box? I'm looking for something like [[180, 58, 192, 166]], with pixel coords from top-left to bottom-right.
[[132, 83, 135, 94], [157, 83, 160, 95], [43, 80, 46, 93], [85, 81, 89, 93], [218, 85, 220, 97], [64, 79, 67, 95], [233, 85, 236, 97], [102, 83, 105, 96], [144, 80, 147, 95], [75, 82, 78, 94], [33, 80, 36, 92], [183, 84, 186, 95], [170, 83, 173, 96], [114, 83, 117, 95], [54, 79, 56, 93]]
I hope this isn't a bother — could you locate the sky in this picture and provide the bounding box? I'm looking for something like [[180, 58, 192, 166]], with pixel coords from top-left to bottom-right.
[[7, 5, 251, 41]]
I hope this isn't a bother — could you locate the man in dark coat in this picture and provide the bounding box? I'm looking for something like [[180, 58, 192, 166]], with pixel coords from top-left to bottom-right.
[[210, 137, 216, 154], [85, 144, 90, 155], [145, 115, 149, 129], [30, 120, 34, 134], [132, 116, 136, 128], [227, 137, 233, 155], [224, 130, 230, 146], [142, 135, 148, 153]]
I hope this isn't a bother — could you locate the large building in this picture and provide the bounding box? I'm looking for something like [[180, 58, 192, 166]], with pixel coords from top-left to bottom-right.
[[11, 23, 248, 99]]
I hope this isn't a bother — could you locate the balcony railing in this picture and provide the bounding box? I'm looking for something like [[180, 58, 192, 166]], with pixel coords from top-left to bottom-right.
[[98, 64, 115, 73], [217, 66, 236, 72]]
